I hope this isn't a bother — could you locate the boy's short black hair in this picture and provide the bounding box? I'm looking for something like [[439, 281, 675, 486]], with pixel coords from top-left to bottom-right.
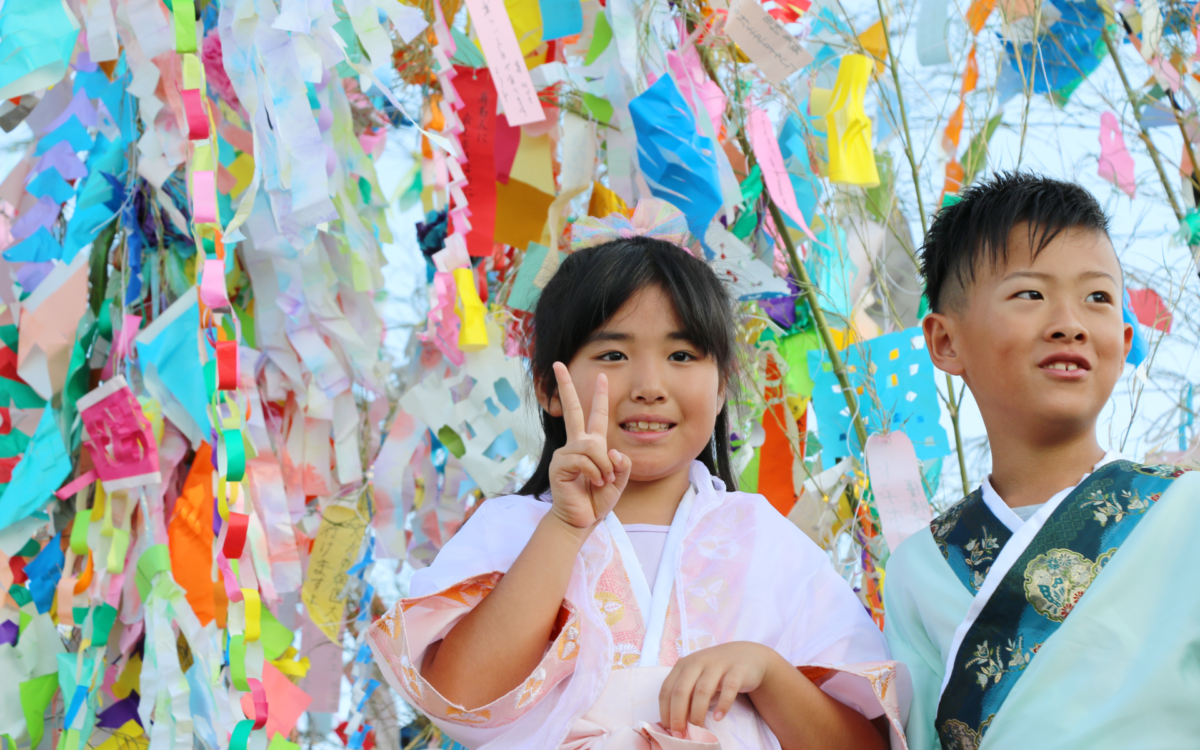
[[921, 171, 1112, 313]]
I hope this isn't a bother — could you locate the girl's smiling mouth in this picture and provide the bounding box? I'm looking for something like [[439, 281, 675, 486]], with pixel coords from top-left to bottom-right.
[[619, 415, 678, 439]]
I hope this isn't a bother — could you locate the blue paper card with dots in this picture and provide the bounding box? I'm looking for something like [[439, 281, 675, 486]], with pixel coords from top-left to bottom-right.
[[807, 327, 950, 461]]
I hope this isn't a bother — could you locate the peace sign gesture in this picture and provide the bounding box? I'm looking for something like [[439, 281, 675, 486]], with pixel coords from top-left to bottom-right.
[[548, 362, 632, 532]]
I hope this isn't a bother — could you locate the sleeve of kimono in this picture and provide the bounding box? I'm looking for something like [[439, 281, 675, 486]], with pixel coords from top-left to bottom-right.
[[759, 505, 911, 747], [366, 496, 585, 742], [881, 533, 949, 750]]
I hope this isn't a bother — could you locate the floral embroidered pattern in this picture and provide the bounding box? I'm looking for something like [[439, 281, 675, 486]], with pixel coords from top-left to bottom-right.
[[594, 591, 625, 626], [514, 668, 546, 709], [398, 654, 424, 701], [940, 718, 983, 750], [444, 706, 492, 723], [930, 489, 1013, 594], [612, 642, 640, 669], [961, 527, 1002, 591], [1023, 548, 1110, 622], [965, 637, 1036, 687], [1080, 487, 1152, 527], [558, 621, 581, 661]]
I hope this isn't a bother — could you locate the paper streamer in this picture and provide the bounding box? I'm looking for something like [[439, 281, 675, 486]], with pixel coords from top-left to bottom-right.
[[726, 0, 814, 85], [1098, 112, 1136, 199], [461, 0, 547, 126], [916, 0, 952, 64], [864, 432, 933, 554], [747, 106, 817, 243]]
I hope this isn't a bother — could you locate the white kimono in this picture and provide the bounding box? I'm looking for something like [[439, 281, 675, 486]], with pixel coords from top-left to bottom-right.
[[370, 461, 910, 749]]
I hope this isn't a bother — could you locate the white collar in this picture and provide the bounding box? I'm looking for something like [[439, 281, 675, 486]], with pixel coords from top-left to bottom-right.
[[603, 484, 695, 667], [980, 449, 1128, 532]]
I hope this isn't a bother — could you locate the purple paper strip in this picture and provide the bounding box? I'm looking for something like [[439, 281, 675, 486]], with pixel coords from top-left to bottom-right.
[[15, 262, 56, 293], [0, 619, 17, 647], [46, 89, 97, 133], [32, 141, 87, 182], [10, 196, 61, 240], [96, 691, 142, 729]]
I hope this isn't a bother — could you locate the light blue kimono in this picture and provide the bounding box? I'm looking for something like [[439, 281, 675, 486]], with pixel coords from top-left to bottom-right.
[[884, 460, 1200, 749]]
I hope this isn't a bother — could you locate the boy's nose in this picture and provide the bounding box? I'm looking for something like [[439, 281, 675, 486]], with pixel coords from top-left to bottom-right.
[[1048, 316, 1088, 343]]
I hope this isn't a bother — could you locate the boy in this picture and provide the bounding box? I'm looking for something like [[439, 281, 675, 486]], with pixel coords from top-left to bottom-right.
[[884, 172, 1200, 749]]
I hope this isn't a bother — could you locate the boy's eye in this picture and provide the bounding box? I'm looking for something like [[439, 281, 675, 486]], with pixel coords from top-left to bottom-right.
[[1086, 291, 1112, 303], [668, 351, 697, 363], [596, 351, 626, 362], [1014, 290, 1043, 300]]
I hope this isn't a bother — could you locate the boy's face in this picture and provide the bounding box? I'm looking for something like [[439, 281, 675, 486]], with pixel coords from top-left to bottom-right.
[[924, 224, 1133, 440]]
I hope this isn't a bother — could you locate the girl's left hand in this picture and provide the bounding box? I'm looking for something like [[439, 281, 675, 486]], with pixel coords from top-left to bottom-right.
[[658, 641, 783, 736]]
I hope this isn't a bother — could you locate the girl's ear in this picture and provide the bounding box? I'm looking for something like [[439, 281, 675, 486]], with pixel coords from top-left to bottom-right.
[[534, 379, 564, 417]]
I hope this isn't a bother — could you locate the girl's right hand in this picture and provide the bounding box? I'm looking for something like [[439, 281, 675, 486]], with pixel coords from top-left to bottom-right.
[[548, 362, 632, 533]]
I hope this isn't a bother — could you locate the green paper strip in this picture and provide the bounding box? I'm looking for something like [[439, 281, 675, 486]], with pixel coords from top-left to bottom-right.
[[19, 672, 58, 749], [223, 429, 246, 482], [230, 720, 254, 750], [230, 635, 249, 691], [107, 527, 130, 574], [584, 12, 612, 66], [268, 734, 301, 750], [92, 604, 117, 647], [135, 544, 171, 601], [174, 0, 197, 53], [260, 607, 295, 661], [69, 503, 90, 555]]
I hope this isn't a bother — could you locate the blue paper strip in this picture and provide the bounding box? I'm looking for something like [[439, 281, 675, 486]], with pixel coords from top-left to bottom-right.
[[0, 408, 71, 532], [540, 0, 583, 40], [629, 75, 723, 248]]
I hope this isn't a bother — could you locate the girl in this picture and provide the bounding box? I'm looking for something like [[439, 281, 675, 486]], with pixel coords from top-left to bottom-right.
[[370, 219, 908, 749]]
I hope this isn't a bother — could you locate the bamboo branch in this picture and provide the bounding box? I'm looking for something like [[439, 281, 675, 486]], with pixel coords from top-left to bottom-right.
[[872, 4, 972, 492], [765, 199, 871, 449], [873, 0, 930, 236], [1101, 28, 1185, 220]]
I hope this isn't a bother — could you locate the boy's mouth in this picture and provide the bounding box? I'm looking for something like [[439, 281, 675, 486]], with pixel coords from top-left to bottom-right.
[[1038, 352, 1091, 375]]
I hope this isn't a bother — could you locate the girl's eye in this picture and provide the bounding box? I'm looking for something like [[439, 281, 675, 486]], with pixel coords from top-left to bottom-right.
[[1014, 290, 1043, 300], [668, 351, 697, 363], [1086, 291, 1112, 304], [597, 351, 626, 362]]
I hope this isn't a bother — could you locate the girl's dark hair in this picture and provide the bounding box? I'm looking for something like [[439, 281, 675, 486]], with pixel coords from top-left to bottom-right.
[[517, 236, 740, 497]]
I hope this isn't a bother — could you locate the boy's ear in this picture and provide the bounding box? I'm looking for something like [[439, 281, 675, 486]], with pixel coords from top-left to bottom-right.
[[1121, 320, 1134, 363], [924, 312, 966, 376]]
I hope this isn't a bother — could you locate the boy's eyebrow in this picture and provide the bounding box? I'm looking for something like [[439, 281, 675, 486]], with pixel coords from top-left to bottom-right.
[[1000, 270, 1119, 284]]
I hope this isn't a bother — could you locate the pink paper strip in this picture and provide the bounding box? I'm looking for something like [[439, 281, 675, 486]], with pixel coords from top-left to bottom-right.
[[864, 432, 932, 554], [217, 553, 244, 603], [1098, 112, 1136, 199], [192, 170, 217, 224], [200, 258, 230, 308], [113, 314, 143, 361], [181, 89, 210, 140], [747, 105, 817, 243], [461, 0, 546, 126]]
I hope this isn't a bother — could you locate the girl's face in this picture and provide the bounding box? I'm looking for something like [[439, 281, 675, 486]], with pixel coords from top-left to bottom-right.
[[549, 285, 725, 484]]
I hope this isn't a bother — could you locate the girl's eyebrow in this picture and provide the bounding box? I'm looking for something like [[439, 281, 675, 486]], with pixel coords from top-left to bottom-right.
[[584, 330, 632, 344], [584, 330, 693, 344]]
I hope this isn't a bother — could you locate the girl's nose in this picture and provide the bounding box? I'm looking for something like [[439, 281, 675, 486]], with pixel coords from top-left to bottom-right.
[[630, 365, 668, 403]]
